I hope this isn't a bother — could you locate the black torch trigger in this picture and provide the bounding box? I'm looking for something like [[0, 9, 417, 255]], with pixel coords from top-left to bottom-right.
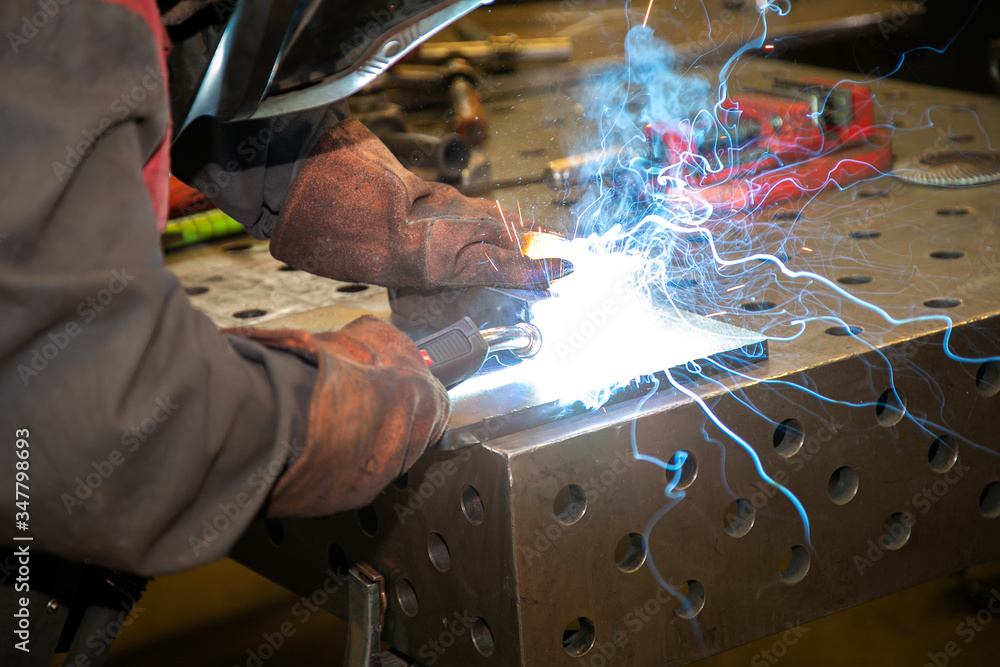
[[415, 317, 490, 389]]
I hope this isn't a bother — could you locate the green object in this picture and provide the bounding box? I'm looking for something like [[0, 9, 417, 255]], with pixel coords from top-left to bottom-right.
[[162, 209, 246, 250]]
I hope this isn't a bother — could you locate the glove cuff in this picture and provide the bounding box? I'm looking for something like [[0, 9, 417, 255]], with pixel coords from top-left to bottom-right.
[[230, 320, 450, 518], [269, 117, 431, 286]]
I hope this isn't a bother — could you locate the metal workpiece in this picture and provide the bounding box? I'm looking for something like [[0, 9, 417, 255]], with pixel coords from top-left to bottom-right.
[[232, 446, 521, 666], [345, 564, 386, 667], [504, 326, 1000, 666], [232, 317, 1000, 665], [438, 310, 768, 450], [171, 56, 1000, 667]]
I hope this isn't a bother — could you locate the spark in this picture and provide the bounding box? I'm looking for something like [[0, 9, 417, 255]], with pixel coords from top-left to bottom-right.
[[516, 201, 526, 255], [802, 246, 813, 252], [495, 200, 516, 244], [522, 230, 573, 259], [485, 253, 498, 272], [642, 0, 655, 27], [725, 284, 746, 292]]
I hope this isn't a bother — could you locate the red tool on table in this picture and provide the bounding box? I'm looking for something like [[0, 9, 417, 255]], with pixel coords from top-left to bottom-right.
[[643, 78, 892, 212]]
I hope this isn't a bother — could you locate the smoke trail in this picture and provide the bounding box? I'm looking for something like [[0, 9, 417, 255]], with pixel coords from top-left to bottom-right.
[[567, 25, 711, 238], [512, 3, 1000, 652]]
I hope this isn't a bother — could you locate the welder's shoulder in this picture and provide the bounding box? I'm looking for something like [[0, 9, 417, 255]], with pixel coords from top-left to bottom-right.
[[3, 0, 164, 66], [1, 0, 167, 109], [1, 0, 170, 214]]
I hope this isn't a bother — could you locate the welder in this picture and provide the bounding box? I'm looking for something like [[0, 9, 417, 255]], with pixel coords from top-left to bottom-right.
[[0, 0, 570, 584]]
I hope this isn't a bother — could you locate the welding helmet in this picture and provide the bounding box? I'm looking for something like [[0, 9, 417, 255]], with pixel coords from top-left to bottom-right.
[[180, 0, 491, 130]]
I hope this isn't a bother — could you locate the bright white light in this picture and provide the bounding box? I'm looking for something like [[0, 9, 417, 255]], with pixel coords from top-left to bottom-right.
[[451, 227, 762, 409]]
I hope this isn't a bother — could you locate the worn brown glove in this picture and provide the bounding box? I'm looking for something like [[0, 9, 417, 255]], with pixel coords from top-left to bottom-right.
[[270, 117, 572, 289], [233, 316, 449, 518]]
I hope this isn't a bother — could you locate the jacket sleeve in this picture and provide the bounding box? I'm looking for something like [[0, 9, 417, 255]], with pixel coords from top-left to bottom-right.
[[169, 107, 347, 240], [0, 0, 317, 576], [164, 2, 348, 239]]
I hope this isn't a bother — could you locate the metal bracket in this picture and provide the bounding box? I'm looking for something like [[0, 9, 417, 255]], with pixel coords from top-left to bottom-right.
[[344, 563, 386, 667]]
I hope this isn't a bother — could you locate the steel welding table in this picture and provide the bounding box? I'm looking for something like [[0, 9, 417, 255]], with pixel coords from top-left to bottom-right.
[[165, 4, 1000, 664]]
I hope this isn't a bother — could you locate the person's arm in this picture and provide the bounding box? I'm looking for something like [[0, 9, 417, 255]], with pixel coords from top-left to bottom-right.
[[165, 3, 347, 239], [162, 5, 571, 289], [0, 0, 317, 575], [270, 117, 574, 289], [0, 0, 447, 577], [170, 107, 348, 239]]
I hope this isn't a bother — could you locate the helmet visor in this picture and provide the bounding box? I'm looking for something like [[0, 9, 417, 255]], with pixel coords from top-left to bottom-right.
[[256, 0, 492, 117]]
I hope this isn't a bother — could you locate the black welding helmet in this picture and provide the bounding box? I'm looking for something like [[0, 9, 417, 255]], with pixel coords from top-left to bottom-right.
[[180, 0, 491, 130]]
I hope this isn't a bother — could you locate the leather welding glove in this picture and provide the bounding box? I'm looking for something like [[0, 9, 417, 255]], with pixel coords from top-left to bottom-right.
[[270, 117, 571, 289], [230, 316, 450, 518]]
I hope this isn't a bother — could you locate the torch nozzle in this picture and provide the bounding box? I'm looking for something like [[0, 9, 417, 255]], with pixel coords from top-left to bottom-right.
[[480, 322, 543, 359], [415, 318, 542, 390]]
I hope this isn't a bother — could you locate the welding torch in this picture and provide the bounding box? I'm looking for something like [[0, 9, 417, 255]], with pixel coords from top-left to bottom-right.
[[415, 317, 542, 389]]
